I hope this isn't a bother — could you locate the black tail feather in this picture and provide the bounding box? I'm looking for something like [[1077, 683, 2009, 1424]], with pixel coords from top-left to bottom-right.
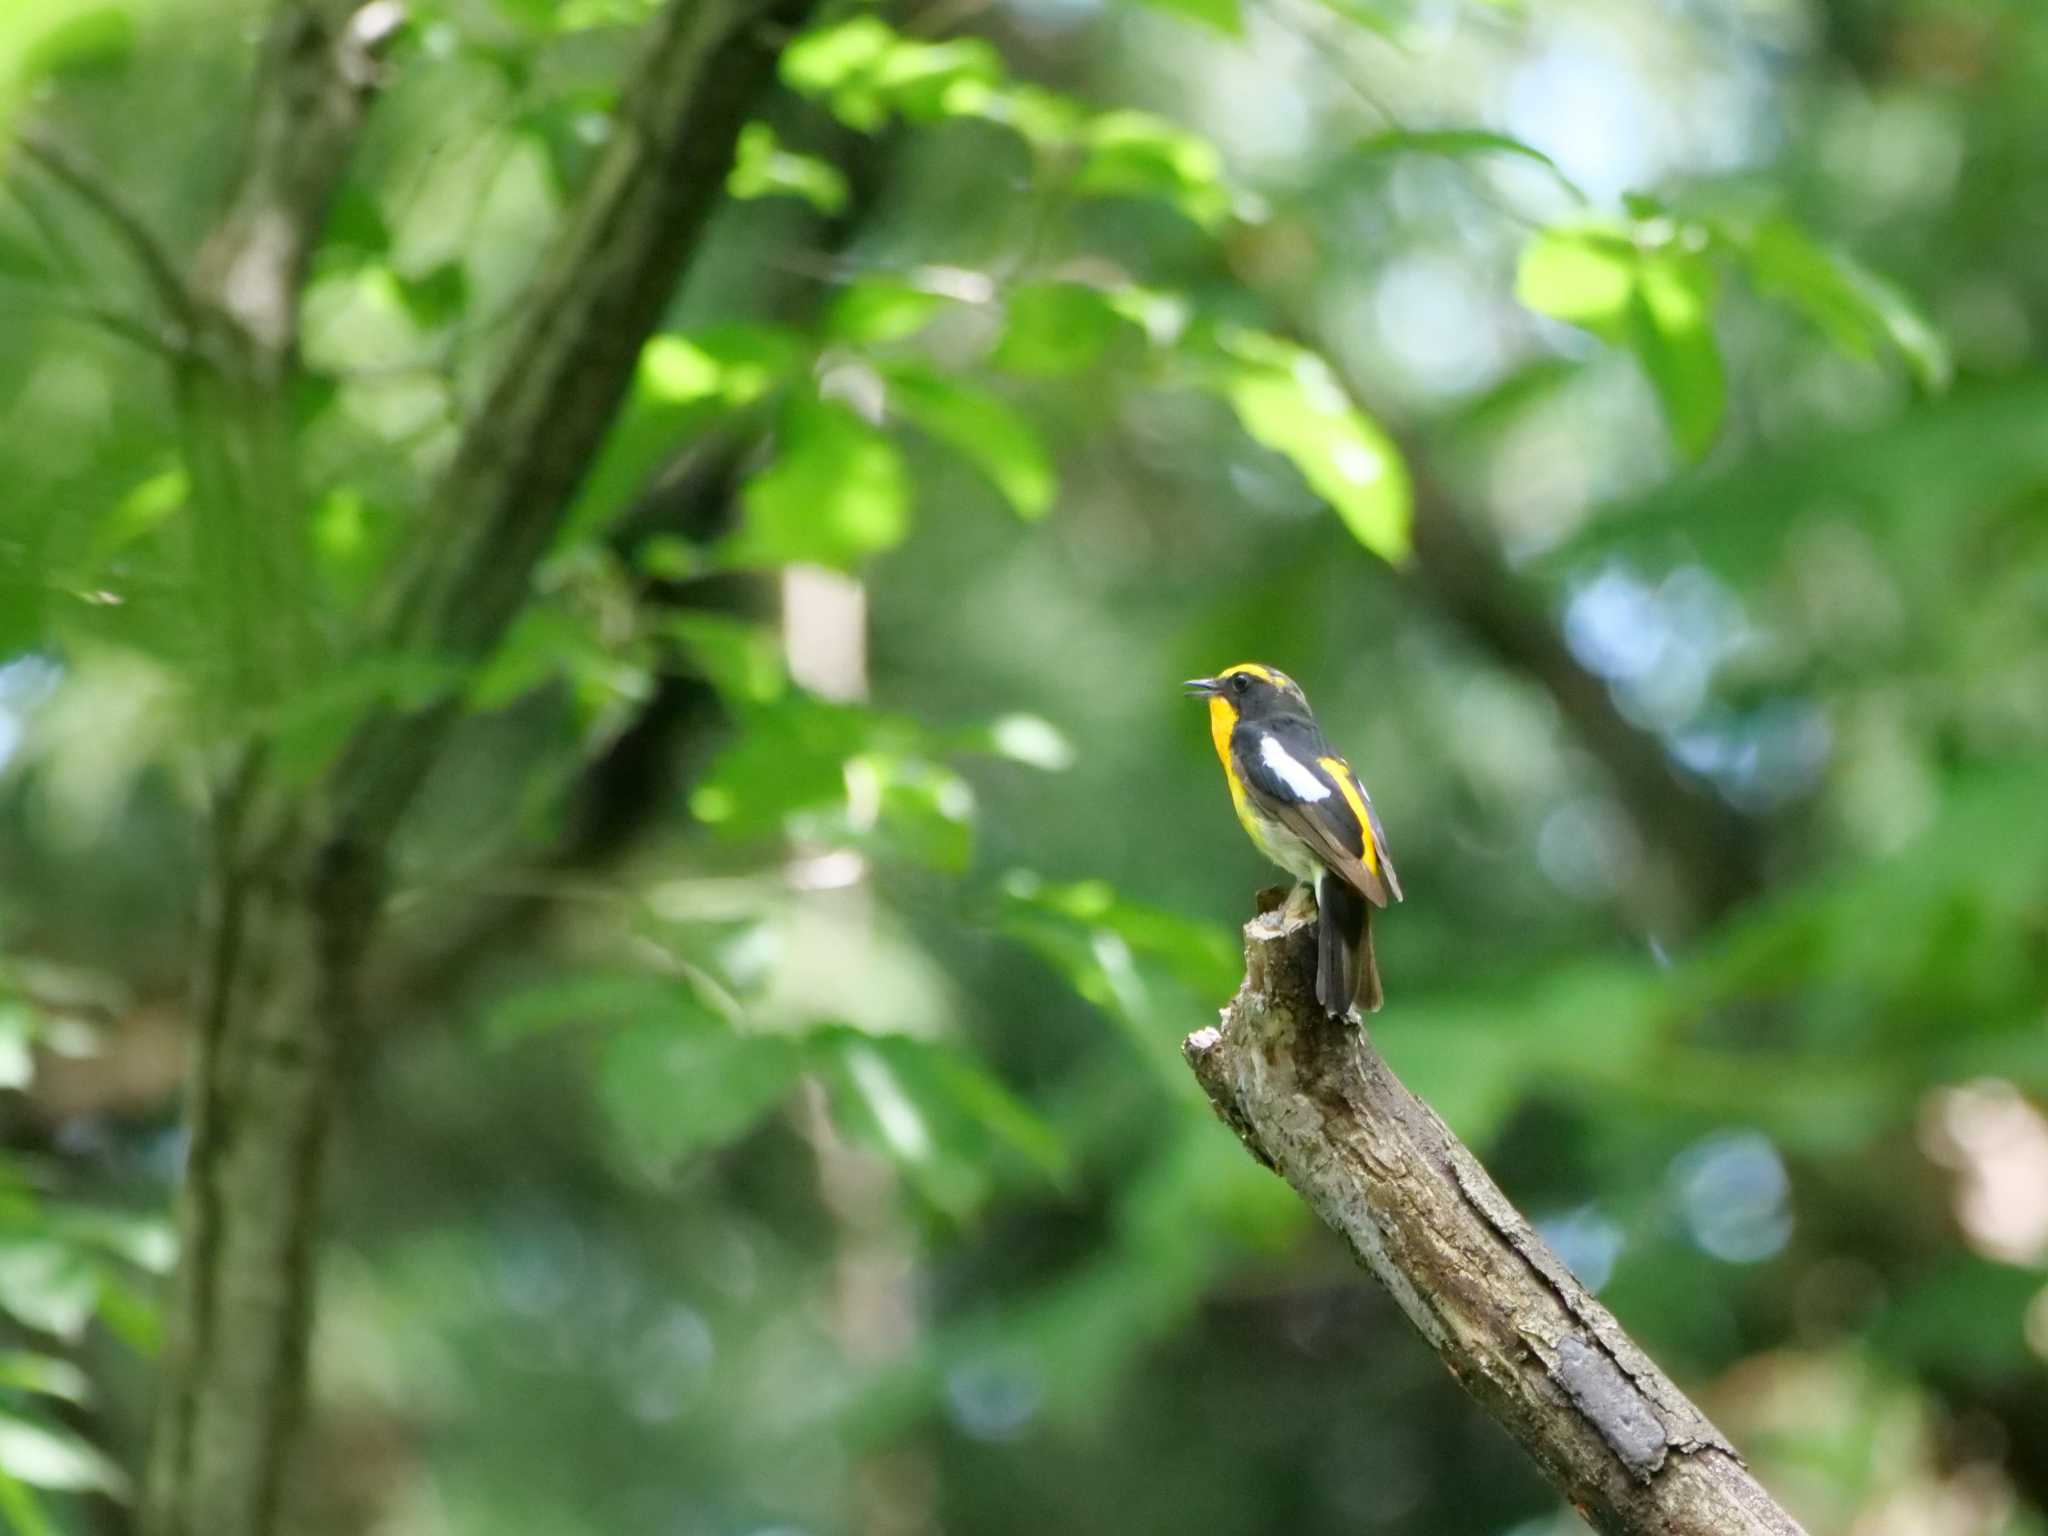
[[1315, 873, 1382, 1017]]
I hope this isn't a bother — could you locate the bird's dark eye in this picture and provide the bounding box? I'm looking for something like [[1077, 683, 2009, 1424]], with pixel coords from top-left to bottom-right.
[[1230, 674, 1251, 696]]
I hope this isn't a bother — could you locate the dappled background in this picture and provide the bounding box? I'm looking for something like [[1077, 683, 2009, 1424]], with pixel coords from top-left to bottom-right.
[[2, 0, 2046, 1532]]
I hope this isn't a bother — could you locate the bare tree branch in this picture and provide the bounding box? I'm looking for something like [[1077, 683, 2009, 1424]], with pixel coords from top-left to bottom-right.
[[189, 0, 406, 359], [13, 125, 198, 333], [1183, 908, 1808, 1536]]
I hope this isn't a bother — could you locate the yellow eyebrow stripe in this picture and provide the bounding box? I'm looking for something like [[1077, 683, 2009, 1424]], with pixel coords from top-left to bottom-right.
[[1219, 663, 1278, 685], [1319, 755, 1378, 874]]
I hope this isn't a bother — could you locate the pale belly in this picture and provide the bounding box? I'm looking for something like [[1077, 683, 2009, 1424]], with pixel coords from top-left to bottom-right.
[[1235, 793, 1324, 884]]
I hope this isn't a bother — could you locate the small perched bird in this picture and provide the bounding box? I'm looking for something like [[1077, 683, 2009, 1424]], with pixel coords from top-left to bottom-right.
[[1186, 664, 1402, 1015]]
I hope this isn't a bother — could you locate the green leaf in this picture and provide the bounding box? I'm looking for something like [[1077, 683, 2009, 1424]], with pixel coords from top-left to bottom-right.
[[1516, 226, 1636, 330], [660, 613, 785, 704], [641, 326, 804, 408], [1000, 873, 1240, 1001], [468, 600, 641, 714], [12, 5, 134, 86], [0, 1471, 55, 1536], [393, 260, 468, 332], [960, 713, 1075, 770], [568, 324, 806, 536], [0, 1004, 32, 1092], [0, 1353, 89, 1405], [0, 219, 56, 284], [728, 122, 849, 215], [83, 465, 183, 570], [826, 278, 946, 345], [1214, 331, 1411, 562], [871, 36, 1004, 121], [1735, 217, 1951, 391], [0, 1241, 99, 1341], [598, 1011, 803, 1174], [1074, 112, 1231, 230], [1517, 225, 1725, 457], [991, 283, 1135, 376], [860, 754, 976, 872], [884, 364, 1056, 520], [1355, 127, 1584, 199], [1627, 252, 1723, 460], [0, 1414, 125, 1495], [726, 396, 911, 569], [811, 1028, 1069, 1216], [484, 971, 696, 1047], [1123, 0, 1243, 36], [779, 19, 1001, 130], [780, 14, 896, 103], [942, 80, 1085, 149], [690, 695, 908, 835]]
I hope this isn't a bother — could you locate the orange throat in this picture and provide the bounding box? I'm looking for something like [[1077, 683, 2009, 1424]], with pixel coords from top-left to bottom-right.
[[1207, 696, 1237, 770]]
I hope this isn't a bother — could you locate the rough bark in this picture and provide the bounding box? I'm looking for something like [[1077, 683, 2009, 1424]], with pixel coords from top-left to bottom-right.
[[333, 0, 811, 846], [142, 0, 807, 1531], [142, 7, 403, 1533], [1183, 908, 1808, 1536]]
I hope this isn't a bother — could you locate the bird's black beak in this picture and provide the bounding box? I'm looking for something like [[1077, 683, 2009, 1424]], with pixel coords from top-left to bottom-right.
[[1184, 677, 1222, 699]]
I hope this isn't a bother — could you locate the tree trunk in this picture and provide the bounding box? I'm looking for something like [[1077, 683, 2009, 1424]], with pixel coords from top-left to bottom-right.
[[132, 0, 810, 1529], [144, 789, 375, 1536], [1184, 908, 1808, 1536]]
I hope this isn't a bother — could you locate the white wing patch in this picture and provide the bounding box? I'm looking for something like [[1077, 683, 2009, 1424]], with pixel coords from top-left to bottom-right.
[[1259, 734, 1330, 801]]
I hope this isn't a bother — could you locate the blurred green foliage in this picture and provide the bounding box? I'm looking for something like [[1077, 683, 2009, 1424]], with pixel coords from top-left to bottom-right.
[[2, 0, 2048, 1532]]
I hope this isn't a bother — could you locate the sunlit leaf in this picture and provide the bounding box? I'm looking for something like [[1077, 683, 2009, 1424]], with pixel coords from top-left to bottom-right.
[[0, 1353, 90, 1405], [569, 324, 806, 535], [1518, 224, 1724, 456], [0, 1241, 100, 1341], [1734, 217, 1951, 391], [1627, 252, 1723, 460], [780, 15, 896, 100], [728, 122, 849, 215], [660, 613, 785, 704], [0, 1471, 55, 1536], [1001, 872, 1240, 1001], [10, 5, 134, 90], [1516, 226, 1636, 330], [1212, 330, 1411, 562], [871, 36, 1004, 121], [967, 714, 1075, 770], [856, 753, 975, 872], [1074, 112, 1231, 230], [991, 283, 1136, 376], [0, 1003, 32, 1091], [726, 396, 911, 569], [0, 1414, 124, 1495], [780, 19, 1001, 130], [691, 695, 908, 836], [811, 1027, 1069, 1217], [827, 279, 947, 345], [1121, 0, 1243, 37], [884, 364, 1056, 520]]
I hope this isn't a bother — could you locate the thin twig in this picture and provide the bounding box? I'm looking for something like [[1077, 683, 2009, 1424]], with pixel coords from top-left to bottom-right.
[[0, 282, 178, 358], [14, 125, 198, 333]]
